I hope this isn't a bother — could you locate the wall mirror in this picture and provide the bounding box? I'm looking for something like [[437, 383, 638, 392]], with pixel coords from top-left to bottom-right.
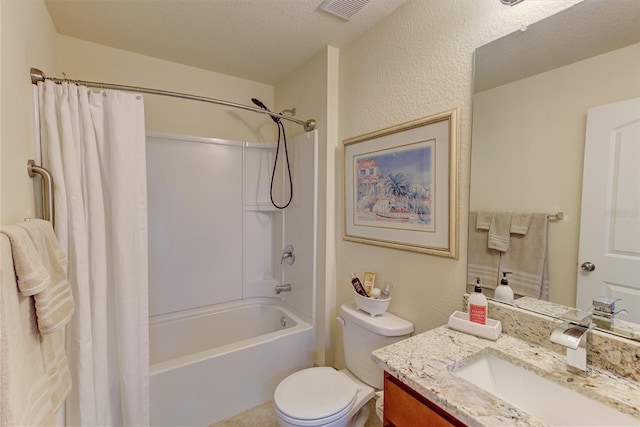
[[469, 0, 640, 340]]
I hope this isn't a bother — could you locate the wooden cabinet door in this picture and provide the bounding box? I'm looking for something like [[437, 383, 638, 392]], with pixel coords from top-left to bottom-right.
[[383, 372, 466, 427]]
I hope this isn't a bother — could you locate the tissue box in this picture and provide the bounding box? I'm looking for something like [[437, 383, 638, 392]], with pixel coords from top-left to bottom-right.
[[353, 289, 390, 316]]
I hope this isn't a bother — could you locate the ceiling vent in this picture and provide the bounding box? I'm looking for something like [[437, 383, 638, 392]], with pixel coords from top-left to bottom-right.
[[318, 0, 370, 21]]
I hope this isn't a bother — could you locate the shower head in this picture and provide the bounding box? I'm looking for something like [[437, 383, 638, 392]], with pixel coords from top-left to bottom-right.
[[251, 98, 269, 111], [251, 98, 280, 123]]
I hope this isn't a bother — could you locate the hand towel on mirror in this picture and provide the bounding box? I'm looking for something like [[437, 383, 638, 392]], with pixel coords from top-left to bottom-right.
[[510, 212, 532, 235], [476, 211, 492, 230], [488, 213, 512, 252], [500, 213, 550, 300], [468, 212, 501, 290]]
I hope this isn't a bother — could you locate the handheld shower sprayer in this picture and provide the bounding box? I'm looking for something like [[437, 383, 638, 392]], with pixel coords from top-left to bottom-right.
[[251, 98, 280, 123], [251, 97, 293, 209]]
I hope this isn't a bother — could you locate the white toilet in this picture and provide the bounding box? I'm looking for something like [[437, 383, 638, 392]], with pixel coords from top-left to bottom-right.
[[273, 303, 414, 427]]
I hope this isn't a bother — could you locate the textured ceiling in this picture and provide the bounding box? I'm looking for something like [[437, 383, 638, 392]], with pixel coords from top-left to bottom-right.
[[474, 0, 640, 92], [44, 0, 410, 85]]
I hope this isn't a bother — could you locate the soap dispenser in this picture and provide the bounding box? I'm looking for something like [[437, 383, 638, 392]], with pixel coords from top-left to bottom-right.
[[468, 278, 488, 325], [494, 272, 514, 304]]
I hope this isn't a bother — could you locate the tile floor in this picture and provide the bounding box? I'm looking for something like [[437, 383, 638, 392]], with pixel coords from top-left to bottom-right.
[[210, 398, 382, 427]]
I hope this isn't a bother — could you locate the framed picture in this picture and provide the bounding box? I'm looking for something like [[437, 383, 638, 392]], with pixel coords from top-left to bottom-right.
[[343, 110, 459, 258]]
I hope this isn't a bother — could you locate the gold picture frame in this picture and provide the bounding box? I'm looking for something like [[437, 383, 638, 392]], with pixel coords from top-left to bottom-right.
[[343, 110, 459, 258]]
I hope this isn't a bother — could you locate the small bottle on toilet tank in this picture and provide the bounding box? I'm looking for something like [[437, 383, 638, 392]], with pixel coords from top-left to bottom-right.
[[350, 273, 369, 297], [379, 282, 393, 299]]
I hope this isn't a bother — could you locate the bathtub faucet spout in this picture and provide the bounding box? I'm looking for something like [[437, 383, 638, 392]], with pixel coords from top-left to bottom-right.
[[275, 283, 292, 294]]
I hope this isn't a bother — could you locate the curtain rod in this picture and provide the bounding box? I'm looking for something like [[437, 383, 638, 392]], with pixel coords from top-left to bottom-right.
[[30, 68, 316, 132]]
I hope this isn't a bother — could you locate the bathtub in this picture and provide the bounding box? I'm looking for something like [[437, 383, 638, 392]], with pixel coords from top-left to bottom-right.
[[149, 299, 314, 426]]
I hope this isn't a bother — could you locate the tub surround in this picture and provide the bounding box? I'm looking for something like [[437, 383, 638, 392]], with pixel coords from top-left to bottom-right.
[[372, 299, 640, 426]]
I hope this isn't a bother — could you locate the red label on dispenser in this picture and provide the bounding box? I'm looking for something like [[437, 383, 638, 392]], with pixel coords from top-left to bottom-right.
[[469, 304, 486, 325]]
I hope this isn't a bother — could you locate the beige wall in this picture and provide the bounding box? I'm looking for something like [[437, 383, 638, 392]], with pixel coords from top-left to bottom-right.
[[3, 0, 589, 369], [58, 36, 275, 142], [1, 0, 59, 225], [471, 43, 640, 307], [276, 46, 340, 366], [1, 6, 277, 226], [333, 0, 581, 366]]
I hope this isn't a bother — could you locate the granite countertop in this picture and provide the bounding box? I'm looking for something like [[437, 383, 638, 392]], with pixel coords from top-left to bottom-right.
[[372, 326, 640, 427], [515, 296, 640, 342]]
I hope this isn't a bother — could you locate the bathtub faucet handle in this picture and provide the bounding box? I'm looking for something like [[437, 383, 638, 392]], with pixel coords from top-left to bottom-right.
[[281, 245, 295, 265], [275, 283, 292, 294]]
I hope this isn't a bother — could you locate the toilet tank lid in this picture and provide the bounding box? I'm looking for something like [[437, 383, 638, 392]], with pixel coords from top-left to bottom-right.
[[340, 303, 414, 336]]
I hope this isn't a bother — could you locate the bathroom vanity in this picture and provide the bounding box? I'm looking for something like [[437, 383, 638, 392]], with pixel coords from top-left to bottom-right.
[[383, 371, 464, 427], [373, 300, 640, 426]]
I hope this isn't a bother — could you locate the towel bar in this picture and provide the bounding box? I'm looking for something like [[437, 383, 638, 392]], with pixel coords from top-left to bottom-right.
[[547, 212, 563, 220], [27, 160, 54, 226]]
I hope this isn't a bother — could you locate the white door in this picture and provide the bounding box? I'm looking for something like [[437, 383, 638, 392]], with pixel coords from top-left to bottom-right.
[[576, 98, 640, 323]]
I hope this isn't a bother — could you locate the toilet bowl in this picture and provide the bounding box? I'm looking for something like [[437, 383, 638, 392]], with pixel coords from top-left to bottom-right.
[[273, 367, 373, 427], [273, 303, 414, 427]]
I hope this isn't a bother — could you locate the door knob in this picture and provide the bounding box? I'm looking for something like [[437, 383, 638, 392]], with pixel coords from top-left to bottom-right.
[[581, 262, 596, 272]]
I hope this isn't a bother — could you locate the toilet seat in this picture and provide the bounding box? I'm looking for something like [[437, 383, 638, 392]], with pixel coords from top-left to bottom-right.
[[274, 367, 358, 425]]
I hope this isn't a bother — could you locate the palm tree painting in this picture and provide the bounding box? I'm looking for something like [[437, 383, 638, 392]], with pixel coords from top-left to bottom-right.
[[354, 140, 434, 231]]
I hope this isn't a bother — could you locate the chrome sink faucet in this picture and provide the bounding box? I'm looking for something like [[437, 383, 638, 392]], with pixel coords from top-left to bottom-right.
[[591, 297, 628, 331], [550, 309, 592, 374]]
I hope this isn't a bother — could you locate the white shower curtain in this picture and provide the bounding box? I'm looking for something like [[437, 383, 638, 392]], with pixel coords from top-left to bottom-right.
[[38, 80, 149, 426]]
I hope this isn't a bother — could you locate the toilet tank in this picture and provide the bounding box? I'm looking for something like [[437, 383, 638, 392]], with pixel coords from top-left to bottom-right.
[[340, 303, 414, 389]]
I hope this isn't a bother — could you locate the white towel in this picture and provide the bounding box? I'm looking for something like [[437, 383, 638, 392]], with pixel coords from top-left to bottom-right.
[[0, 221, 73, 420], [510, 212, 532, 235], [476, 211, 492, 230], [0, 224, 49, 296], [488, 213, 512, 252], [19, 219, 74, 335], [19, 220, 73, 412], [467, 212, 501, 290], [40, 327, 72, 412], [0, 234, 57, 426], [500, 213, 550, 299]]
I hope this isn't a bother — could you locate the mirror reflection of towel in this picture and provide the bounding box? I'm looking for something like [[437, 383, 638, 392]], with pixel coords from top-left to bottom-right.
[[468, 212, 501, 289], [476, 211, 492, 230], [488, 213, 512, 252], [510, 212, 532, 235], [499, 213, 550, 300]]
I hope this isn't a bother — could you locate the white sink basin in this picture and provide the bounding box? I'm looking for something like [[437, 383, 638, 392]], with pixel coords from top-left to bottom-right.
[[452, 351, 640, 426]]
